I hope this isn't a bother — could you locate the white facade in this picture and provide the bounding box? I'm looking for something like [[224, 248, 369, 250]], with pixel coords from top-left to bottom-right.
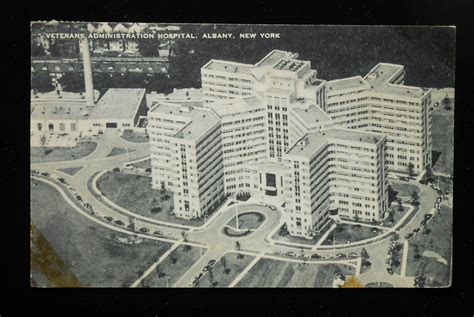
[[284, 129, 388, 238], [148, 102, 225, 219], [326, 64, 432, 175]]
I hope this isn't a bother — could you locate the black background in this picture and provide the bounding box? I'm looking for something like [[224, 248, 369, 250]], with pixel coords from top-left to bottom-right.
[[2, 0, 473, 315]]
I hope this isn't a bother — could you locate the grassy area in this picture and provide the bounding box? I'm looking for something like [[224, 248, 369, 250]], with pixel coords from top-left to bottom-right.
[[226, 212, 264, 230], [30, 179, 171, 287], [106, 147, 135, 157], [389, 182, 421, 198], [406, 205, 452, 287], [96, 172, 174, 221], [236, 258, 355, 288], [121, 130, 149, 143], [196, 253, 255, 288], [431, 108, 454, 175], [30, 141, 97, 163], [272, 222, 331, 246], [380, 206, 411, 228], [322, 223, 382, 245], [140, 245, 206, 288], [96, 172, 218, 226], [130, 159, 151, 170], [57, 166, 83, 176]]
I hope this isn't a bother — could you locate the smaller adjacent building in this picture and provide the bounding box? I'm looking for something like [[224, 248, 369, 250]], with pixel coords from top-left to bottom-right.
[[31, 88, 147, 146]]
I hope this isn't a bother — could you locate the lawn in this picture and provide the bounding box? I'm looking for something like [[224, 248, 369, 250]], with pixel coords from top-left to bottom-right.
[[57, 166, 83, 176], [130, 159, 151, 170], [96, 171, 217, 226], [431, 108, 454, 175], [322, 223, 382, 245], [106, 147, 135, 157], [140, 245, 206, 288], [96, 171, 174, 221], [406, 205, 452, 287], [226, 212, 265, 230], [272, 222, 332, 246], [121, 129, 149, 143], [196, 253, 255, 288], [380, 206, 411, 228], [30, 141, 97, 163], [30, 179, 171, 287], [389, 182, 421, 198], [236, 258, 355, 288]]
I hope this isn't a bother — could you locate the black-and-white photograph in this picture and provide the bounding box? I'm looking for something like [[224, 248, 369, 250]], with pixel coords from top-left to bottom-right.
[[30, 22, 455, 288]]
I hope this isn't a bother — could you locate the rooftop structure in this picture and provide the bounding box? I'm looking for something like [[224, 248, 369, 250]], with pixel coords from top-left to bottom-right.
[[364, 63, 429, 98], [31, 101, 89, 120], [202, 59, 253, 75], [287, 128, 383, 157], [149, 102, 220, 141], [326, 76, 370, 92], [88, 88, 146, 120]]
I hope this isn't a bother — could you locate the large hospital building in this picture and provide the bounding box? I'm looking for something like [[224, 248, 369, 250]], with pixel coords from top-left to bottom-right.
[[148, 49, 432, 238]]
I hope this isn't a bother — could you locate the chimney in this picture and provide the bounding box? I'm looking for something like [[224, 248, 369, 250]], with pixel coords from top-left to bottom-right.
[[80, 37, 94, 106]]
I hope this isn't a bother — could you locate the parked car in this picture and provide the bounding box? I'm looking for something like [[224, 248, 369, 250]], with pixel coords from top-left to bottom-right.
[[413, 228, 420, 233], [311, 253, 321, 259], [139, 227, 150, 233], [399, 176, 410, 181], [115, 220, 124, 226], [208, 259, 216, 266], [424, 214, 432, 220], [203, 266, 210, 272], [104, 216, 113, 222], [420, 220, 427, 226], [348, 252, 359, 258], [336, 253, 346, 258], [405, 233, 414, 239], [153, 230, 163, 236], [194, 273, 203, 281], [285, 251, 296, 257], [387, 267, 394, 275], [269, 205, 276, 210]]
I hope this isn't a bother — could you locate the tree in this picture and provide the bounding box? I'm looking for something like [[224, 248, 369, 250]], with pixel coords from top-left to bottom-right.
[[181, 231, 188, 242], [59, 72, 85, 93], [408, 162, 415, 177], [442, 94, 452, 110], [388, 185, 397, 205], [361, 248, 369, 259], [398, 198, 404, 211], [208, 267, 214, 288], [221, 256, 230, 274], [137, 32, 161, 57], [411, 191, 419, 204], [39, 134, 47, 155], [31, 72, 55, 93]]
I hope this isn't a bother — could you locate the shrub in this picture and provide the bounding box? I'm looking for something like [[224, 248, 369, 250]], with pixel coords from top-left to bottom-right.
[[44, 149, 53, 155], [151, 207, 162, 214], [112, 167, 120, 172]]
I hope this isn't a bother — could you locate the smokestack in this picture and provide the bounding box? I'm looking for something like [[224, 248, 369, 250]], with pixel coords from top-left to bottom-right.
[[80, 37, 94, 106]]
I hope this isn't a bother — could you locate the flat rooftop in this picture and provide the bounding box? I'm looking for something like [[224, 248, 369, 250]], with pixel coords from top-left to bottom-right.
[[326, 76, 370, 93], [256, 50, 294, 67], [291, 101, 333, 126], [273, 58, 306, 72], [208, 96, 264, 117], [203, 59, 253, 76], [287, 128, 382, 157], [150, 102, 220, 141], [364, 63, 427, 98], [89, 88, 146, 120], [31, 100, 89, 120]]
